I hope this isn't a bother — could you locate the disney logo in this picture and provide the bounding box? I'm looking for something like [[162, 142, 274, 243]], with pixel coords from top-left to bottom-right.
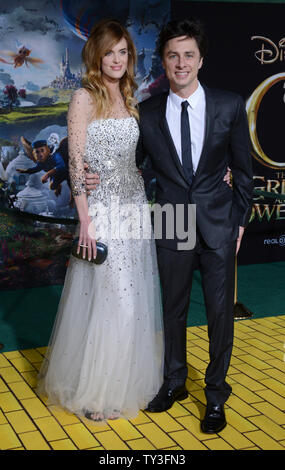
[[252, 36, 285, 64]]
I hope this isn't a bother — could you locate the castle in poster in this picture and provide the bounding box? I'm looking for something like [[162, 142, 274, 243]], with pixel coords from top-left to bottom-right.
[[50, 48, 82, 90]]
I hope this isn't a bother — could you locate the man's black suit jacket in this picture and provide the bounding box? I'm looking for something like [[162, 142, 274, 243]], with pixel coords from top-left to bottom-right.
[[136, 86, 253, 250]]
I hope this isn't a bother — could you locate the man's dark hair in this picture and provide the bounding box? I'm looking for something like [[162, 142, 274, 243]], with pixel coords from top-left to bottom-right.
[[158, 18, 208, 58]]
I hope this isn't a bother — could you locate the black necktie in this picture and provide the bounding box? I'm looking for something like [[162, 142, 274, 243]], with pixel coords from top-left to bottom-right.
[[181, 100, 193, 184]]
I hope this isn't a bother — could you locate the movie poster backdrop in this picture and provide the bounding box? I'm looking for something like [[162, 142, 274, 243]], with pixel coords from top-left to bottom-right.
[[0, 0, 170, 289]]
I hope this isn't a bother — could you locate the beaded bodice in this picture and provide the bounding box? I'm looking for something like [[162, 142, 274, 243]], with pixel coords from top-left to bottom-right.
[[85, 117, 144, 205], [67, 88, 145, 206]]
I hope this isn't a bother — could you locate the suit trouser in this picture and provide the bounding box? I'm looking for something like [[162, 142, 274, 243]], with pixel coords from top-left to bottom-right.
[[156, 232, 236, 405]]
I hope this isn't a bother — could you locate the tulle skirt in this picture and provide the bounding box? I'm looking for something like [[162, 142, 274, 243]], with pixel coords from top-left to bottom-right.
[[37, 233, 164, 421]]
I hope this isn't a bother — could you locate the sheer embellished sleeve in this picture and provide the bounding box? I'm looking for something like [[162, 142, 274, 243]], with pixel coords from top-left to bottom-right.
[[67, 88, 92, 197]]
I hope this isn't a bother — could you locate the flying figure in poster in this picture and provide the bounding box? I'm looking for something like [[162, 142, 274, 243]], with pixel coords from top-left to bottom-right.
[[17, 138, 70, 197], [0, 42, 44, 68]]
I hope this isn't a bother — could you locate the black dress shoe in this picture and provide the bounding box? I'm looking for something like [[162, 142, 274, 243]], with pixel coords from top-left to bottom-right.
[[201, 403, 227, 434], [146, 383, 188, 412]]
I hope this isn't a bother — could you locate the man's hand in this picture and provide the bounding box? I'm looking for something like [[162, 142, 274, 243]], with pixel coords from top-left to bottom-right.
[[84, 162, 100, 194], [236, 226, 245, 254], [223, 166, 232, 188]]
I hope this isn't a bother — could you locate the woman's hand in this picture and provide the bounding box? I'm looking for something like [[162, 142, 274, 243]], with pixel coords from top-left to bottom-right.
[[77, 217, 97, 261]]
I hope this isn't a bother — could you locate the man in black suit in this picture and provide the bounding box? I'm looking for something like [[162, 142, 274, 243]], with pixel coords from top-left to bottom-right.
[[136, 18, 253, 433]]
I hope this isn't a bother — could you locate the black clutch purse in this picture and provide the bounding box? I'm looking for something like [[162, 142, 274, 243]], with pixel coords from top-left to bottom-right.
[[71, 237, 108, 265]]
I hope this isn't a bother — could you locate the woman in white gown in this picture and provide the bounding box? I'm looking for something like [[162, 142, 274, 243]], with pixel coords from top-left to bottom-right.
[[37, 19, 164, 421]]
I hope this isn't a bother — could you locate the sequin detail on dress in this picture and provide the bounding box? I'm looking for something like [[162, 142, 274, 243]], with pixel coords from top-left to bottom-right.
[[86, 117, 144, 205]]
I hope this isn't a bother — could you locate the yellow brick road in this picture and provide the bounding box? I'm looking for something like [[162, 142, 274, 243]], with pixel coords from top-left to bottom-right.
[[0, 316, 284, 450]]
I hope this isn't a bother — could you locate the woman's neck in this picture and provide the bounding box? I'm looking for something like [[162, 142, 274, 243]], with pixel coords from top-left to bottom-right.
[[103, 76, 122, 99]]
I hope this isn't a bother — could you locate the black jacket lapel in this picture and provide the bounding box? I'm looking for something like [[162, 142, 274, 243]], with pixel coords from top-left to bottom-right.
[[192, 86, 216, 184], [158, 92, 189, 185]]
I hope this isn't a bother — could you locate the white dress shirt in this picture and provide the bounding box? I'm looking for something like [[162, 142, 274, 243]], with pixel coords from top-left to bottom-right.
[[166, 82, 206, 174]]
